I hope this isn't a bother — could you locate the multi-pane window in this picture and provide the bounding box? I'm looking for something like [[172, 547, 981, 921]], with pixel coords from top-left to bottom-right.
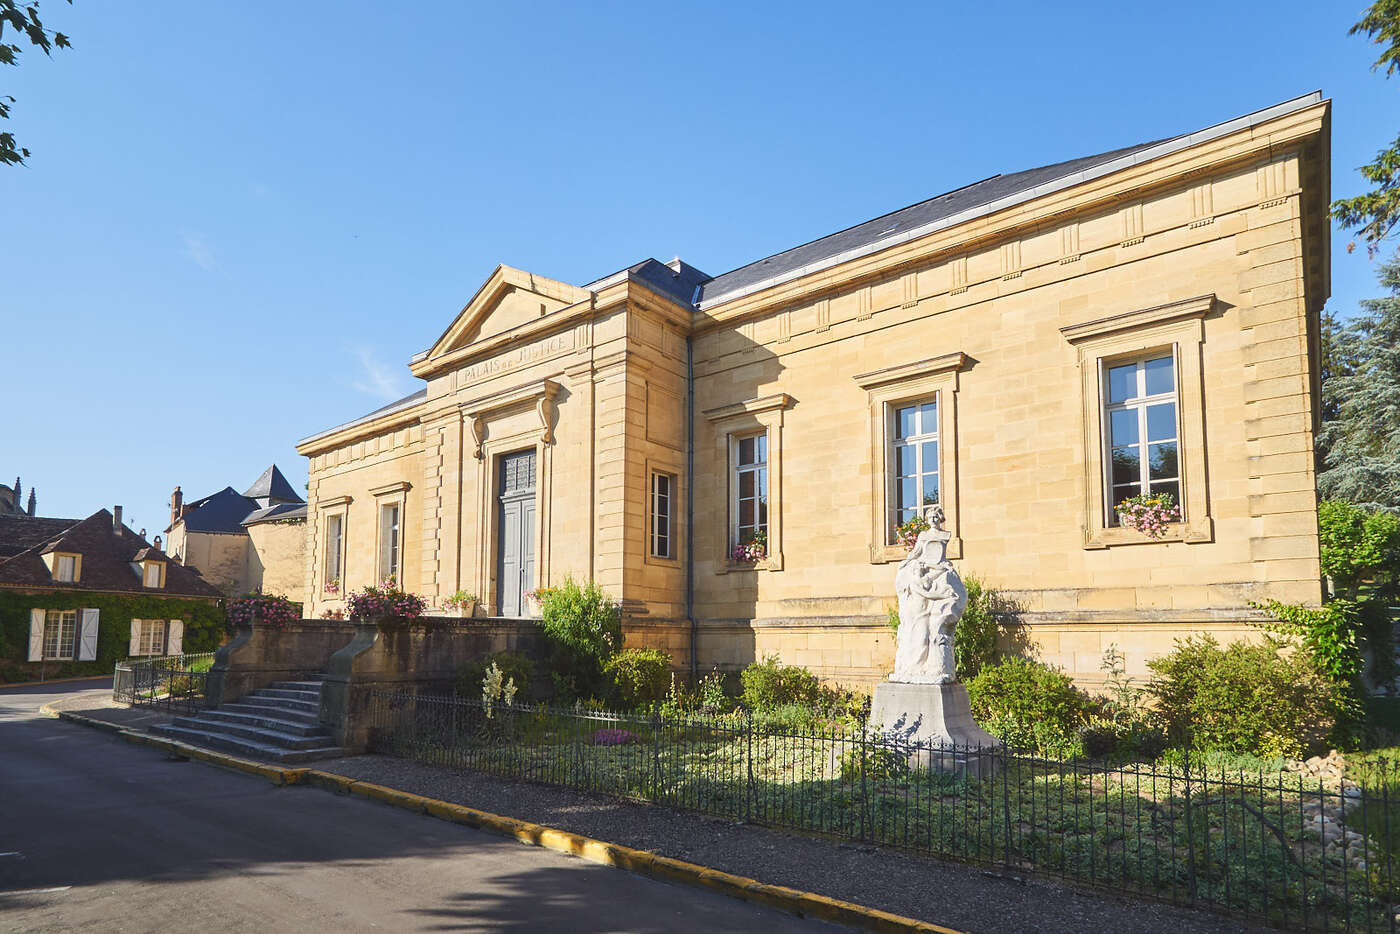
[[55, 554, 76, 582], [378, 503, 401, 582], [1105, 353, 1180, 523], [651, 472, 675, 559], [325, 514, 343, 585], [43, 609, 77, 660], [733, 433, 768, 547], [890, 398, 939, 536], [136, 619, 167, 656]]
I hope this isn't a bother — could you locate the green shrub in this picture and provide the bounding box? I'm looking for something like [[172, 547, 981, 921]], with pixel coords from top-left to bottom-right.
[[752, 703, 821, 733], [536, 578, 621, 701], [604, 648, 672, 709], [740, 655, 820, 711], [456, 652, 536, 701], [967, 658, 1090, 757], [1147, 634, 1339, 758], [839, 742, 909, 783], [954, 574, 1010, 680]]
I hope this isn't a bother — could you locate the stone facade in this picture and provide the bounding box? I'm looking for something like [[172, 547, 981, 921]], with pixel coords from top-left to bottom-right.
[[297, 94, 1332, 689]]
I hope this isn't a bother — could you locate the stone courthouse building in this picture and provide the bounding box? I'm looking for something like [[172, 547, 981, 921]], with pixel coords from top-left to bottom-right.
[[297, 93, 1332, 687]]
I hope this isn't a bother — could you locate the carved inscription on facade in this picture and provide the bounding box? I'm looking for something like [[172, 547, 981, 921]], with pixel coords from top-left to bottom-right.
[[456, 332, 575, 387]]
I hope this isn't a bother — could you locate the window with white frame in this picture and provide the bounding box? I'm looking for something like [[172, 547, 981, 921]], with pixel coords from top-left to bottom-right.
[[325, 513, 344, 585], [43, 609, 77, 660], [55, 554, 76, 582], [142, 562, 163, 588], [732, 432, 768, 548], [135, 619, 167, 656], [378, 502, 400, 582], [1104, 353, 1180, 524], [889, 397, 940, 539], [650, 471, 675, 559]]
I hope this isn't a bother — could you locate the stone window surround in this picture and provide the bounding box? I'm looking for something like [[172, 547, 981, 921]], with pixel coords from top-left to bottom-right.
[[140, 560, 166, 589], [45, 551, 81, 583], [463, 378, 559, 612], [317, 495, 352, 602], [855, 352, 966, 563], [703, 393, 791, 573], [369, 481, 410, 584], [1062, 293, 1215, 549], [644, 460, 682, 567]]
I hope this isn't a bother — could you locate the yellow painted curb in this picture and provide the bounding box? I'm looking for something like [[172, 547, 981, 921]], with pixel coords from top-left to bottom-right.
[[2, 674, 113, 689], [57, 713, 965, 934]]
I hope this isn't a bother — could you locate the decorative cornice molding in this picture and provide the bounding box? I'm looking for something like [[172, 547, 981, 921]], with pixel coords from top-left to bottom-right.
[[853, 352, 968, 391], [1060, 294, 1215, 344], [460, 378, 561, 458], [702, 393, 793, 423], [368, 481, 412, 497], [316, 495, 352, 509]]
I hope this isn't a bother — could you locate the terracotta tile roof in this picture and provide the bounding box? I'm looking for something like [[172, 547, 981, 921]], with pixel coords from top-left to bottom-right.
[[0, 509, 221, 599]]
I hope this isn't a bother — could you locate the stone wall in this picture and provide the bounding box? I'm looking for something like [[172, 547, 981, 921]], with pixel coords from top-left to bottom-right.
[[245, 519, 307, 606], [206, 618, 355, 705]]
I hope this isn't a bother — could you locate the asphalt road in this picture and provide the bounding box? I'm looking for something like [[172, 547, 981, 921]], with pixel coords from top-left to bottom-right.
[[0, 681, 849, 933]]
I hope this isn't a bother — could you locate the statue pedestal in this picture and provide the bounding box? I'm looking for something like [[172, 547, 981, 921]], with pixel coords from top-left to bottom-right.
[[869, 681, 1000, 777]]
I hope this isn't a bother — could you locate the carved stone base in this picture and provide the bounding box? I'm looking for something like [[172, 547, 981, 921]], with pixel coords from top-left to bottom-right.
[[869, 681, 1001, 777]]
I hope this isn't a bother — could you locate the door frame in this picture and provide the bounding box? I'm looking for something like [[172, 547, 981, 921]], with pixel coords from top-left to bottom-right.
[[495, 450, 537, 616], [473, 430, 552, 617]]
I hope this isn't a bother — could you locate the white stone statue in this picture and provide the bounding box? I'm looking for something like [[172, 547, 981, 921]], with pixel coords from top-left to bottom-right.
[[892, 506, 966, 684]]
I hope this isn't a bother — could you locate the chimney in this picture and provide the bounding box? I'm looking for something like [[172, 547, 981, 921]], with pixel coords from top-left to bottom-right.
[[170, 486, 183, 528], [26, 488, 34, 517], [154, 535, 162, 551], [113, 505, 123, 535], [139, 528, 146, 539]]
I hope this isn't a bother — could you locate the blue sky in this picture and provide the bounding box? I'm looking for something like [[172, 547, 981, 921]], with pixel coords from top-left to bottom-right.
[[3, 1, 1396, 536]]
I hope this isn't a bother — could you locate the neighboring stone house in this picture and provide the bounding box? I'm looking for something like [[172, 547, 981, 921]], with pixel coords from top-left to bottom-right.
[[0, 507, 223, 681], [296, 93, 1332, 688], [165, 465, 309, 604]]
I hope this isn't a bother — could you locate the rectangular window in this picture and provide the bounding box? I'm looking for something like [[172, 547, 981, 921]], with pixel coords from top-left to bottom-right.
[[325, 514, 343, 584], [378, 502, 400, 582], [733, 432, 768, 547], [651, 472, 675, 559], [55, 554, 76, 582], [1103, 353, 1180, 524], [136, 619, 167, 656], [43, 609, 77, 660], [142, 563, 162, 587], [889, 397, 940, 539]]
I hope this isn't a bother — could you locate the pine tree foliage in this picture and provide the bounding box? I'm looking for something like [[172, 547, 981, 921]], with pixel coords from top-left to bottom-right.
[[1317, 254, 1400, 509]]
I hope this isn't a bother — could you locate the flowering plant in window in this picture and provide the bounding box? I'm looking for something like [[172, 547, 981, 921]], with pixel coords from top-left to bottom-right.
[[320, 608, 346, 620], [227, 593, 300, 630], [444, 589, 477, 610], [323, 578, 340, 596], [347, 576, 426, 620], [1115, 491, 1181, 539], [893, 513, 932, 550], [730, 530, 768, 564]]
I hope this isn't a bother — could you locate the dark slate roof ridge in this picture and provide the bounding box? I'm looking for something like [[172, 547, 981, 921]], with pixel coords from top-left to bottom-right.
[[296, 388, 427, 448], [0, 516, 80, 559], [242, 503, 308, 526], [695, 91, 1324, 308], [242, 464, 304, 504], [175, 486, 259, 535]]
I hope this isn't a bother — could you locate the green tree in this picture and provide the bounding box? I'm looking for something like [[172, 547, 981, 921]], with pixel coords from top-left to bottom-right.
[[1333, 2, 1400, 253], [1317, 255, 1400, 509], [1, 0, 71, 166]]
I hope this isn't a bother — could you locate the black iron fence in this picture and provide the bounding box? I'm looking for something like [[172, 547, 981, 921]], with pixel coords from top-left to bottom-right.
[[367, 689, 1400, 932], [112, 652, 216, 714]]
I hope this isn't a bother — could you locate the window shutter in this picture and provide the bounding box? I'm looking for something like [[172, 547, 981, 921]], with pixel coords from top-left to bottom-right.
[[78, 609, 99, 662], [167, 620, 183, 655], [129, 620, 142, 657], [27, 608, 44, 661]]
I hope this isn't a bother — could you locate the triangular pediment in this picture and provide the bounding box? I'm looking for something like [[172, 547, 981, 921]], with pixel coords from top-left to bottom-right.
[[424, 265, 588, 362]]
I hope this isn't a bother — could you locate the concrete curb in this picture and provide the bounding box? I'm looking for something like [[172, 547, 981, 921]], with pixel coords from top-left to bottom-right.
[[54, 710, 964, 934], [2, 674, 112, 689]]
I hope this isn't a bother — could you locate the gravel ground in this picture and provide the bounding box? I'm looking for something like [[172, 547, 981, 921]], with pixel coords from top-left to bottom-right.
[[317, 752, 1275, 934]]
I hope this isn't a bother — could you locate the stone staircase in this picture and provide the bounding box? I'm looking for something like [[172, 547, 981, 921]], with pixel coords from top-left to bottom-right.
[[150, 676, 346, 763]]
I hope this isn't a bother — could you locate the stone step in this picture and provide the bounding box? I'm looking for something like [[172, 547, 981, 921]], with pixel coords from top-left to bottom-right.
[[266, 681, 325, 692], [150, 723, 346, 764], [223, 697, 320, 717], [249, 687, 322, 703], [198, 709, 325, 736], [169, 716, 332, 750]]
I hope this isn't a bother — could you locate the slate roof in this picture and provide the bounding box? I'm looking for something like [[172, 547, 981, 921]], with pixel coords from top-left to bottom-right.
[[242, 503, 307, 527], [296, 388, 427, 448], [0, 516, 79, 559], [694, 91, 1324, 308], [174, 486, 259, 535], [0, 509, 222, 598], [242, 464, 303, 505]]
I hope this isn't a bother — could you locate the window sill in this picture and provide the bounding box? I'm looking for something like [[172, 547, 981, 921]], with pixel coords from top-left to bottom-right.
[[1083, 517, 1213, 549], [715, 554, 784, 574], [643, 553, 682, 569]]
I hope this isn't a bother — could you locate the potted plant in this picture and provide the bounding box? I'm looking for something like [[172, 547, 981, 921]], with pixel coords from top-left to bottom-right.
[[522, 586, 554, 618], [323, 577, 341, 598], [441, 589, 478, 618], [347, 576, 426, 622], [1114, 491, 1181, 539], [730, 530, 768, 565], [892, 513, 932, 550]]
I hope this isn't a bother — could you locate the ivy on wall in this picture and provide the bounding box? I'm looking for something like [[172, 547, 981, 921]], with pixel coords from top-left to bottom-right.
[[0, 590, 225, 683]]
